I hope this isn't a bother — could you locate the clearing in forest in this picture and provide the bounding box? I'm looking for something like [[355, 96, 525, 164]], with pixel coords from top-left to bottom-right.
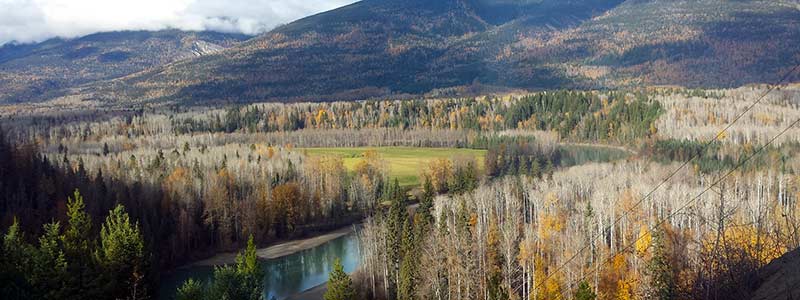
[[301, 147, 486, 186]]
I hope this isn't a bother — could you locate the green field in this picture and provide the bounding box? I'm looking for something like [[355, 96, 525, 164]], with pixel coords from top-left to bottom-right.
[[301, 147, 486, 186]]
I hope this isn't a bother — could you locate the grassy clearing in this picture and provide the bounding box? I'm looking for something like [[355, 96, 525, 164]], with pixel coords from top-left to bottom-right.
[[300, 147, 486, 186]]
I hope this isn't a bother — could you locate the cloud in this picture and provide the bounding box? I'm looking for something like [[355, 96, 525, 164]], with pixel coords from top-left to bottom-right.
[[0, 0, 357, 45]]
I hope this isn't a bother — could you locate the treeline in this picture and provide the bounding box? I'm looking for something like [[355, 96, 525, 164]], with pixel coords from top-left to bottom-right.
[[484, 138, 560, 178], [504, 91, 661, 143], [6, 91, 664, 150], [171, 91, 662, 144]]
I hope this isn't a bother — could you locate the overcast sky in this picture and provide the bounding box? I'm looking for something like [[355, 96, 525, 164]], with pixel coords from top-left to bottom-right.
[[0, 0, 358, 45]]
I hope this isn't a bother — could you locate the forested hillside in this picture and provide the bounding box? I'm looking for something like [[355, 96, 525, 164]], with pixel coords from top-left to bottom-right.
[[0, 30, 249, 104], [62, 0, 800, 105]]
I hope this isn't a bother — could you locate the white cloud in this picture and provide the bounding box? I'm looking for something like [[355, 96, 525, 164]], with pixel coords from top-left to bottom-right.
[[0, 0, 357, 45]]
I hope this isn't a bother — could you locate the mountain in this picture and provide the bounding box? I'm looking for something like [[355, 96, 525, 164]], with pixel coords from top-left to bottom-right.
[[0, 30, 250, 103], [8, 0, 800, 105], [523, 0, 800, 87], [83, 0, 627, 104]]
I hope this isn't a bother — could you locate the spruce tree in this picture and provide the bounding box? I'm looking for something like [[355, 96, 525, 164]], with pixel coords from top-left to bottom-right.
[[324, 258, 356, 300], [385, 179, 405, 297], [574, 281, 596, 300], [208, 265, 247, 300], [97, 204, 147, 300], [193, 234, 263, 300], [62, 189, 98, 299], [1, 219, 33, 299], [236, 235, 264, 300], [416, 177, 435, 231], [398, 217, 417, 300], [176, 278, 205, 300], [647, 226, 674, 300], [31, 222, 68, 300]]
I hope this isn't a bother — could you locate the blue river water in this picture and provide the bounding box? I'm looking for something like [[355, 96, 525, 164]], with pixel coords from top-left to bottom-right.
[[158, 232, 361, 300]]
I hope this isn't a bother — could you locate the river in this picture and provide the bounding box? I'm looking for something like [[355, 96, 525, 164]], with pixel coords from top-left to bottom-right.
[[158, 232, 361, 300]]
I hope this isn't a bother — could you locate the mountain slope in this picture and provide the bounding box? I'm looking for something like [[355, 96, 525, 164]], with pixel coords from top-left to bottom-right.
[[0, 30, 250, 103], [520, 0, 800, 87], [83, 0, 625, 104], [25, 0, 800, 105]]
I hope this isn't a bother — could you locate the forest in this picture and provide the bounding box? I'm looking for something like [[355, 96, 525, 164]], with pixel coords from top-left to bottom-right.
[[1, 86, 799, 300]]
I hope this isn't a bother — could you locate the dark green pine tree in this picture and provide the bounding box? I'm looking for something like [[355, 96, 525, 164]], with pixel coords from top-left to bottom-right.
[[324, 258, 356, 300], [31, 222, 69, 300], [193, 234, 263, 300], [398, 217, 417, 300], [235, 235, 264, 300], [176, 278, 205, 300], [97, 204, 148, 300], [647, 226, 675, 300], [61, 189, 99, 300], [416, 177, 435, 231], [385, 179, 405, 297], [574, 281, 596, 300], [1, 219, 33, 299], [208, 265, 248, 300]]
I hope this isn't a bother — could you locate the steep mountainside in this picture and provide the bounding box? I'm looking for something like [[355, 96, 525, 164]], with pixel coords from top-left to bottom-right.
[[0, 30, 249, 103], [519, 0, 800, 87], [9, 0, 800, 105], [82, 0, 626, 104]]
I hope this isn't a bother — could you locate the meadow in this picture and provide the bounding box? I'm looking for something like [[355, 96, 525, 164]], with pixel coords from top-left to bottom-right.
[[300, 147, 486, 186]]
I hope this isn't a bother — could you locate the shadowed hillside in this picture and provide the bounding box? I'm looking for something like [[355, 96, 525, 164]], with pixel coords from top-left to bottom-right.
[[4, 0, 800, 105], [0, 30, 250, 103]]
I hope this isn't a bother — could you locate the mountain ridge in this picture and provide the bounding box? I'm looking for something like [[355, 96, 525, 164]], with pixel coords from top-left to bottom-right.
[[0, 29, 250, 103], [3, 0, 799, 105]]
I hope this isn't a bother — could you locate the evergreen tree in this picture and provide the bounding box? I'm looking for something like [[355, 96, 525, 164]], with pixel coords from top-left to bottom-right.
[[574, 281, 596, 300], [176, 278, 205, 300], [235, 235, 264, 300], [416, 176, 435, 231], [208, 265, 248, 300], [61, 189, 98, 299], [1, 219, 32, 299], [31, 222, 68, 300], [97, 204, 147, 300], [385, 179, 405, 297], [184, 234, 263, 300], [647, 226, 674, 300], [398, 217, 417, 300], [324, 258, 356, 300]]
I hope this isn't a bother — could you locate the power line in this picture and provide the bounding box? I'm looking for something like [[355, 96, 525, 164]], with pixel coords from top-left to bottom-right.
[[556, 112, 800, 300], [532, 63, 800, 294]]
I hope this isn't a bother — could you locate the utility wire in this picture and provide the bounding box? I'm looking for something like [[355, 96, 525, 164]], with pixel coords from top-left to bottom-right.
[[532, 63, 800, 295], [556, 111, 800, 300]]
